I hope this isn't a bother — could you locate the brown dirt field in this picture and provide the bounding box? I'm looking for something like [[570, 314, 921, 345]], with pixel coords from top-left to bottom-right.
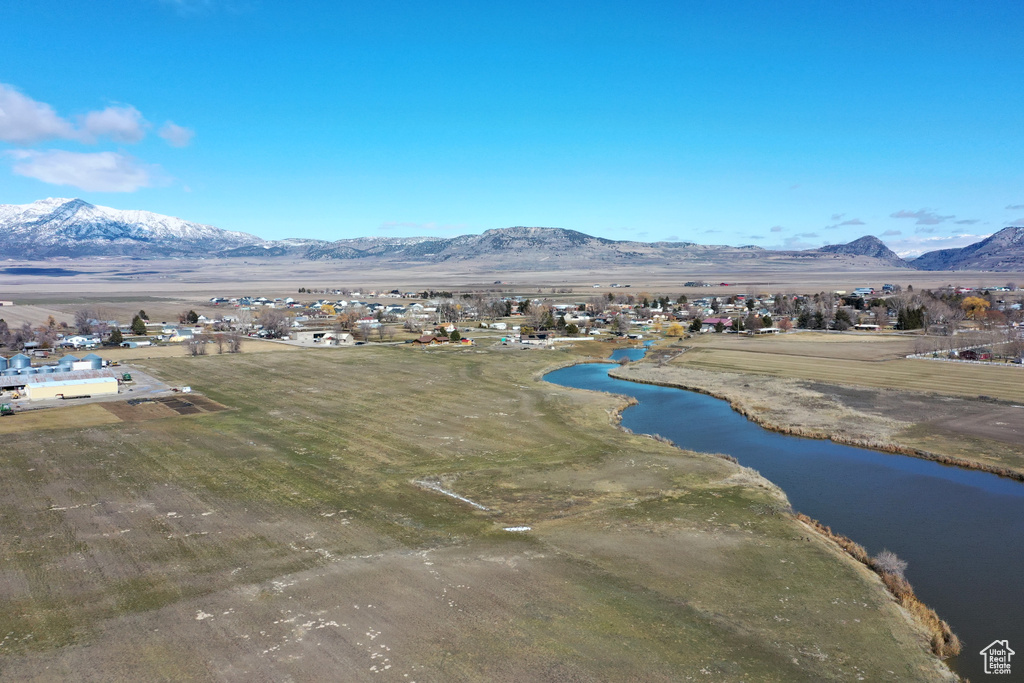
[[672, 346, 1024, 403], [690, 331, 921, 360], [804, 382, 1024, 448], [101, 395, 230, 421], [93, 338, 293, 363]]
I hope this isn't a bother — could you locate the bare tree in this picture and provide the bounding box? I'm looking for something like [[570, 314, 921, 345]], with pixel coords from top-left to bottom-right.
[[870, 305, 889, 329], [226, 331, 244, 353], [184, 336, 208, 356], [873, 549, 908, 579], [215, 333, 225, 354], [235, 308, 253, 331], [403, 318, 423, 334], [74, 309, 93, 334], [258, 308, 289, 338], [13, 322, 33, 349]]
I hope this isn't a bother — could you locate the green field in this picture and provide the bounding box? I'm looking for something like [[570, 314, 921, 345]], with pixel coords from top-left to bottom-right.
[[0, 344, 951, 681]]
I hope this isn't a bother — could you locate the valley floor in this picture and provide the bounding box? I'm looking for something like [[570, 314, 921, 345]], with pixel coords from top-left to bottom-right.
[[0, 343, 953, 681]]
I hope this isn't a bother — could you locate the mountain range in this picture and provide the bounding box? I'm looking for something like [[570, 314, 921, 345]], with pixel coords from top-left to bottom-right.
[[1, 198, 1022, 271]]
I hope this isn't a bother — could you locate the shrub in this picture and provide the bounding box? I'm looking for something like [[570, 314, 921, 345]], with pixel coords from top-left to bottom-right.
[[872, 549, 908, 579]]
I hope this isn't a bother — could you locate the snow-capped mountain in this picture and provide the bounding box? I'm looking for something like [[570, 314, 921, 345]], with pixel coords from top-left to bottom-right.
[[0, 198, 265, 258]]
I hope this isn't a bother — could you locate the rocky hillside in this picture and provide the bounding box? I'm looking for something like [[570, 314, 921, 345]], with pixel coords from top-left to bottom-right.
[[816, 235, 909, 267], [912, 227, 1024, 270]]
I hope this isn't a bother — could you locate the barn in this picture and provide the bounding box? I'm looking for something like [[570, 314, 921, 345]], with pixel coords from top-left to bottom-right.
[[24, 376, 119, 400]]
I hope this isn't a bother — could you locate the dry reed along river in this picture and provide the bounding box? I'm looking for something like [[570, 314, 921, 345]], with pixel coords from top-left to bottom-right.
[[546, 348, 1024, 680]]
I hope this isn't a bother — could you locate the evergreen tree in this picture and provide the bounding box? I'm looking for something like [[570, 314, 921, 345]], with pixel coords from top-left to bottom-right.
[[833, 308, 852, 331], [449, 329, 462, 342], [689, 318, 703, 332], [131, 315, 147, 336], [896, 306, 926, 330], [108, 328, 123, 345]]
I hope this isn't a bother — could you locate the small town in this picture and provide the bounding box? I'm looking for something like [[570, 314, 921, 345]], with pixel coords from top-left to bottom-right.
[[5, 3, 1024, 679]]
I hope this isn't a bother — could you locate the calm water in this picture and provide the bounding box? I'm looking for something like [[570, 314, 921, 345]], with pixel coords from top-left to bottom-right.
[[1, 267, 89, 276], [546, 350, 1024, 679]]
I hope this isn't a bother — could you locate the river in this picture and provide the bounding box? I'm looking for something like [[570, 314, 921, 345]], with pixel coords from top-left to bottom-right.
[[545, 348, 1024, 680]]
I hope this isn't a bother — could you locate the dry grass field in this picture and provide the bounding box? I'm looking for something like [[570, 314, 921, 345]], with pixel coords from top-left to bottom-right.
[[611, 332, 1024, 477], [0, 403, 121, 435], [676, 332, 1024, 403], [2, 256, 1021, 303], [0, 343, 953, 681]]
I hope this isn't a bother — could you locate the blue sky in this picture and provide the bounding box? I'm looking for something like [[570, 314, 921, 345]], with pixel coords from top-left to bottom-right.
[[2, 1, 1023, 256]]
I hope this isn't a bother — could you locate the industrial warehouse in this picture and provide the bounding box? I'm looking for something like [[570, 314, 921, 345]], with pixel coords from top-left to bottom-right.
[[0, 352, 121, 401]]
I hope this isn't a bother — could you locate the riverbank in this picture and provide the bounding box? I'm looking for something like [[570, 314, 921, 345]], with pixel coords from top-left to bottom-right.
[[793, 512, 961, 660], [610, 362, 1024, 482], [547, 358, 966, 680], [599, 359, 965, 663]]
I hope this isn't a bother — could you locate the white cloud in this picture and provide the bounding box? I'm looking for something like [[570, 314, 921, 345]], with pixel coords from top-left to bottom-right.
[[0, 83, 76, 144], [0, 83, 192, 147], [7, 149, 163, 192], [158, 121, 195, 147], [825, 217, 866, 230], [79, 105, 148, 143], [890, 208, 954, 225], [886, 233, 990, 258]]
